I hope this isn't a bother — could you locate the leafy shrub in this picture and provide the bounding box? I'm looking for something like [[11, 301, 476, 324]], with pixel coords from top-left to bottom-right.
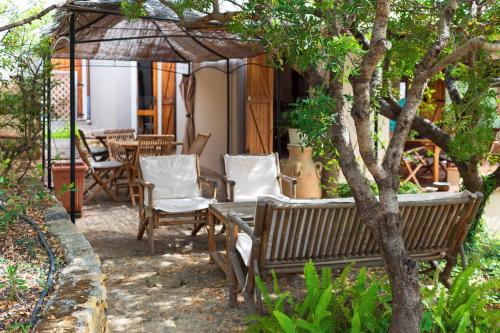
[[420, 265, 500, 332], [248, 261, 499, 332], [247, 261, 392, 333], [1, 264, 28, 301]]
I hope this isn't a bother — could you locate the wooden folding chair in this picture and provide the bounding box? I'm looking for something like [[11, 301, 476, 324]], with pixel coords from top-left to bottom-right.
[[78, 129, 108, 161], [136, 155, 217, 254], [76, 138, 124, 204], [104, 128, 135, 141], [401, 146, 430, 185], [187, 133, 211, 156]]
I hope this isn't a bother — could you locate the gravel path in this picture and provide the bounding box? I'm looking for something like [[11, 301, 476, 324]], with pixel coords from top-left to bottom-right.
[[77, 200, 247, 332]]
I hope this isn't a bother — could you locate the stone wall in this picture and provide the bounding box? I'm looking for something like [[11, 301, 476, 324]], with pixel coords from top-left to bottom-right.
[[35, 205, 108, 332]]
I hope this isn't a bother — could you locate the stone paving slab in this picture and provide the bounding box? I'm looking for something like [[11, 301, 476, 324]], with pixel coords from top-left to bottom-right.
[[76, 199, 247, 332]]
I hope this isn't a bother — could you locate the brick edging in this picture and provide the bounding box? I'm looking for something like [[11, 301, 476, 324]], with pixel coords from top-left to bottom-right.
[[34, 204, 108, 332]]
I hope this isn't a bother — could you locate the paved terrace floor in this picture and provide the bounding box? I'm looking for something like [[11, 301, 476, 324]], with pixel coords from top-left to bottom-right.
[[77, 195, 249, 332]]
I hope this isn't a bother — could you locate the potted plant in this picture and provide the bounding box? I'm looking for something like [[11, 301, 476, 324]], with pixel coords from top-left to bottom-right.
[[52, 152, 88, 217]]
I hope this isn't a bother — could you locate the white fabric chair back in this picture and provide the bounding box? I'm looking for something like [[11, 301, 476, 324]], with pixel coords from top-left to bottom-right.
[[224, 154, 281, 202], [140, 155, 200, 199]]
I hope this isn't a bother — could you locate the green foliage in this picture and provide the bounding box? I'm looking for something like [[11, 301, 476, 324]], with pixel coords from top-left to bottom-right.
[[2, 264, 28, 301], [287, 87, 337, 149], [247, 261, 392, 333], [5, 322, 30, 333], [444, 61, 499, 163], [248, 261, 499, 333], [231, 0, 363, 73], [0, 1, 53, 179], [120, 0, 147, 19], [50, 122, 79, 139], [420, 265, 500, 333], [333, 180, 422, 198]]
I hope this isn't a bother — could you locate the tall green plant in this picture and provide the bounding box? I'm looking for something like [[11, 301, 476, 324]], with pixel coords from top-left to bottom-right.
[[420, 265, 500, 332], [248, 262, 499, 333], [247, 261, 392, 333], [0, 1, 53, 180]]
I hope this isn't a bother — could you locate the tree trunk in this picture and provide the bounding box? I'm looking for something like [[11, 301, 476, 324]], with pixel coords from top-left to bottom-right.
[[372, 210, 422, 332]]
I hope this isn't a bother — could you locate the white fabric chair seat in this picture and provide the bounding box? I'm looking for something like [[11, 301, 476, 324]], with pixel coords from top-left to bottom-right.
[[91, 160, 122, 169], [236, 232, 253, 267], [151, 197, 213, 213]]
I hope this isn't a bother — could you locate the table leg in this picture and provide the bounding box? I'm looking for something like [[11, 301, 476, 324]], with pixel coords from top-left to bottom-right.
[[434, 145, 441, 183], [207, 211, 216, 264], [227, 223, 238, 307]]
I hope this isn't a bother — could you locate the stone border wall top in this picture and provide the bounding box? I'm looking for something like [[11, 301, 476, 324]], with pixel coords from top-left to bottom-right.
[[34, 204, 108, 332]]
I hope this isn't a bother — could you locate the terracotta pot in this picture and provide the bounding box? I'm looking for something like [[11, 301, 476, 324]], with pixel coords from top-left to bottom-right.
[[52, 162, 88, 217], [282, 144, 323, 199]]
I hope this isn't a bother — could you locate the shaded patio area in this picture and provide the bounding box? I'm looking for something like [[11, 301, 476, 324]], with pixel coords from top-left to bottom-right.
[[76, 197, 247, 332]]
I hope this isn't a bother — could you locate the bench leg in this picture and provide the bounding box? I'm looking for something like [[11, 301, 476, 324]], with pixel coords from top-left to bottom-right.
[[459, 244, 467, 268]]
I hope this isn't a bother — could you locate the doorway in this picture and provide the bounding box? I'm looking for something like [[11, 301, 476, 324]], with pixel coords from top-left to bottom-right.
[[274, 65, 309, 158], [136, 62, 176, 135]]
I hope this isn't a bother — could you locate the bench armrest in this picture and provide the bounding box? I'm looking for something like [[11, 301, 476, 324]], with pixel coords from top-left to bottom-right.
[[228, 211, 259, 241]]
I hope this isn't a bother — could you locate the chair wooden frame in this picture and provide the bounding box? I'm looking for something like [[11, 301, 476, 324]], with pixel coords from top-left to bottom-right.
[[104, 128, 135, 142], [76, 137, 125, 204], [187, 132, 211, 156], [136, 155, 218, 254], [220, 153, 297, 202], [226, 192, 483, 311], [78, 129, 108, 162]]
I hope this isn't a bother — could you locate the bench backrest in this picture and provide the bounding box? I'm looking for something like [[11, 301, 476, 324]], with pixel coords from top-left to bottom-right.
[[253, 192, 482, 273]]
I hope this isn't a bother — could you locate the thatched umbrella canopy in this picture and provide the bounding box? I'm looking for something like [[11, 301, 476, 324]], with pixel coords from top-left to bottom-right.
[[51, 0, 262, 62]]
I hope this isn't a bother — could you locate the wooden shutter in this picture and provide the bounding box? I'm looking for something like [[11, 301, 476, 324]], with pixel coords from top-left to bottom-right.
[[161, 63, 176, 135], [245, 54, 274, 154]]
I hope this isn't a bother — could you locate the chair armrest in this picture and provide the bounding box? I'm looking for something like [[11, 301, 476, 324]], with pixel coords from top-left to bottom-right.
[[221, 175, 236, 186], [133, 178, 155, 189], [277, 173, 297, 185], [221, 176, 236, 202], [228, 211, 259, 241], [133, 179, 155, 207], [198, 175, 218, 188], [277, 173, 297, 199], [198, 176, 218, 199]]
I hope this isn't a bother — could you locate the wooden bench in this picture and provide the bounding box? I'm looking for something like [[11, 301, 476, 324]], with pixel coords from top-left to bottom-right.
[[227, 191, 482, 310]]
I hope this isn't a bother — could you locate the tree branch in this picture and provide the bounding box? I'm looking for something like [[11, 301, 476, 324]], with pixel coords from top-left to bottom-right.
[[428, 37, 500, 77], [0, 4, 62, 33], [382, 0, 458, 175], [444, 66, 462, 104], [349, 0, 391, 181]]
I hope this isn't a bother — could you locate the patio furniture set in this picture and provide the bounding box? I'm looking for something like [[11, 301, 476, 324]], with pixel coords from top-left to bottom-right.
[[77, 131, 482, 311]]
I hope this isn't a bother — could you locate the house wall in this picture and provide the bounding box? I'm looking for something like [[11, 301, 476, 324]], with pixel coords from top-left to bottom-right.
[[88, 60, 133, 131], [192, 68, 227, 172], [175, 61, 246, 173]]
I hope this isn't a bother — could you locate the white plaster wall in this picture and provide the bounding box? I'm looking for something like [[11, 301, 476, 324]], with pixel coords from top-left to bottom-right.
[[88, 60, 133, 131], [192, 68, 228, 172]]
